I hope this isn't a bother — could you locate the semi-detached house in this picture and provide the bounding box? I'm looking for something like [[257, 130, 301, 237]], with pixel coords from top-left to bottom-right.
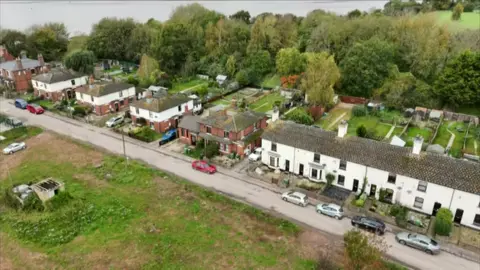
[[0, 54, 48, 91], [261, 120, 480, 230], [75, 81, 135, 115], [130, 95, 200, 133], [32, 69, 88, 101]]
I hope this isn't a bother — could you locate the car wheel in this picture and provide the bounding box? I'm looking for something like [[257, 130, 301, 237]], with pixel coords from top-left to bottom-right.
[[9, 151, 13, 154], [425, 249, 433, 255], [22, 146, 26, 149], [282, 197, 287, 201], [354, 223, 359, 228], [334, 215, 340, 220], [316, 209, 321, 214], [399, 240, 406, 245]]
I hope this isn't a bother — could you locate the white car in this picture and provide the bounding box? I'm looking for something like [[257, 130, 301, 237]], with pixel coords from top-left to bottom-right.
[[106, 116, 124, 127], [248, 148, 263, 161], [3, 142, 26, 154], [316, 203, 344, 219], [281, 191, 309, 207]]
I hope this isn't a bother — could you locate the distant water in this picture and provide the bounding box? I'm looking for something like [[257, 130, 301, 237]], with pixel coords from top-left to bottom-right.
[[0, 1, 388, 35]]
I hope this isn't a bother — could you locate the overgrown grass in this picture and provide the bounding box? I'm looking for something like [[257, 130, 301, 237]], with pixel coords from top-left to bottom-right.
[[315, 107, 352, 130], [403, 126, 433, 146], [435, 11, 480, 31], [261, 74, 281, 88], [433, 121, 467, 157], [248, 92, 285, 113], [456, 105, 480, 117], [0, 126, 43, 146], [171, 79, 206, 93]]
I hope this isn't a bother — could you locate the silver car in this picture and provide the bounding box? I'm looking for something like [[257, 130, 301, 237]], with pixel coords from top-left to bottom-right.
[[106, 116, 124, 127], [316, 203, 344, 219], [3, 142, 26, 154], [396, 232, 440, 255], [281, 191, 308, 207]]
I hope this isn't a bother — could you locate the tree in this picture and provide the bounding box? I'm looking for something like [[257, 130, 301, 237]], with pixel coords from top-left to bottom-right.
[[196, 84, 209, 98], [340, 38, 396, 98], [137, 54, 161, 87], [347, 9, 362, 19], [235, 69, 251, 86], [285, 108, 314, 125], [0, 29, 27, 57], [87, 18, 137, 61], [434, 50, 480, 107], [245, 50, 272, 83], [276, 48, 306, 76], [67, 35, 88, 53], [225, 55, 237, 78], [126, 23, 159, 63], [229, 10, 251, 24], [64, 50, 96, 74], [247, 14, 297, 56], [451, 3, 464, 21], [26, 23, 69, 61], [356, 125, 367, 138], [301, 52, 340, 107], [434, 208, 453, 236], [343, 230, 387, 270]]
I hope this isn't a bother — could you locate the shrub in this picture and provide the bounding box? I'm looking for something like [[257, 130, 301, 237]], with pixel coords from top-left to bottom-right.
[[2, 188, 22, 210], [136, 117, 147, 126], [205, 141, 219, 158], [73, 105, 87, 116], [326, 173, 335, 188], [355, 199, 365, 207], [45, 191, 74, 211], [435, 208, 453, 236], [129, 126, 159, 142], [463, 2, 475, 12], [22, 192, 45, 212], [352, 105, 367, 117], [285, 108, 314, 125], [356, 125, 367, 137]]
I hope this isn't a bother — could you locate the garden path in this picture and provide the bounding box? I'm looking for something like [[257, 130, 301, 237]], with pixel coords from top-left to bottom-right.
[[326, 112, 347, 130], [446, 122, 456, 150], [384, 124, 397, 140]]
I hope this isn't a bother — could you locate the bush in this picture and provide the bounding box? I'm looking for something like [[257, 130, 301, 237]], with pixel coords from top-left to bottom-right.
[[2, 188, 22, 210], [73, 105, 88, 116], [356, 125, 367, 137], [285, 108, 314, 125], [435, 208, 453, 236], [205, 141, 219, 158], [45, 191, 74, 211], [326, 173, 335, 188], [352, 105, 367, 117], [129, 126, 159, 142], [136, 117, 147, 126], [355, 199, 365, 207], [463, 2, 475, 12], [22, 192, 45, 212]]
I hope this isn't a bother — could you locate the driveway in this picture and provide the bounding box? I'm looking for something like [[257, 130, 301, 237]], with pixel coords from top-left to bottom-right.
[[0, 98, 478, 270]]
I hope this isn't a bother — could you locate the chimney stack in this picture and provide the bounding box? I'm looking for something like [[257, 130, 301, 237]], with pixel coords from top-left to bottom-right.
[[337, 120, 348, 138], [15, 57, 23, 70], [20, 50, 27, 59], [89, 75, 95, 85], [271, 106, 280, 122], [37, 53, 44, 66], [412, 135, 424, 155]]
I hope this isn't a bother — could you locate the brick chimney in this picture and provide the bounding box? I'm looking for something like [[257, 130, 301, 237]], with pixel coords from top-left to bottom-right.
[[15, 57, 23, 70], [37, 53, 44, 66]]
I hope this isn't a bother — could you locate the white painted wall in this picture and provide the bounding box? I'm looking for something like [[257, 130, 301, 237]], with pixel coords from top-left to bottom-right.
[[130, 99, 198, 123], [32, 75, 88, 92], [260, 137, 480, 228], [75, 86, 135, 106]]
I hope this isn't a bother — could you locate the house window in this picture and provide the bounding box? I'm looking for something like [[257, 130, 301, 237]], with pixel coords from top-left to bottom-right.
[[224, 131, 229, 138], [80, 93, 83, 99], [339, 160, 347, 170], [119, 91, 123, 98], [135, 107, 139, 114], [90, 96, 94, 102], [313, 153, 320, 163], [120, 100, 124, 106], [178, 105, 181, 112], [180, 128, 185, 137], [413, 197, 424, 209], [417, 181, 428, 192], [206, 126, 211, 133], [71, 79, 75, 86], [387, 174, 396, 184], [254, 122, 258, 130], [271, 143, 277, 152], [31, 69, 35, 74], [338, 175, 345, 186], [474, 214, 480, 226], [269, 156, 278, 167], [311, 168, 318, 179]]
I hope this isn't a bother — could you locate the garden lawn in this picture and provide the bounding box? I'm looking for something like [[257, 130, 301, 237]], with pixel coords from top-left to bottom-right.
[[171, 79, 207, 93], [0, 126, 43, 146], [261, 74, 281, 88], [435, 11, 480, 31], [248, 92, 285, 113], [315, 106, 352, 130], [464, 127, 479, 156], [432, 121, 467, 157], [37, 100, 55, 110], [403, 126, 433, 146], [0, 132, 327, 269], [347, 116, 392, 139]]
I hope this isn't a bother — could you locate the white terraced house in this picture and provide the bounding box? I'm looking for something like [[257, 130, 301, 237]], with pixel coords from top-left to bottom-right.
[[260, 120, 480, 230]]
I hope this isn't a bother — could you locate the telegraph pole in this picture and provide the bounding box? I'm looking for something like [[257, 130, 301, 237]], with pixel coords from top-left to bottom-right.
[[122, 133, 128, 167]]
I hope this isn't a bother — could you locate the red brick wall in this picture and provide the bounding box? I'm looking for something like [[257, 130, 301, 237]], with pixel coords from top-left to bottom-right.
[[12, 66, 49, 92], [35, 89, 64, 102], [339, 95, 368, 104]]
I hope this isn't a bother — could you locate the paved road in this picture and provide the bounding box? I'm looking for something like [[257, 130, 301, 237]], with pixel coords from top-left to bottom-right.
[[1, 99, 478, 270]]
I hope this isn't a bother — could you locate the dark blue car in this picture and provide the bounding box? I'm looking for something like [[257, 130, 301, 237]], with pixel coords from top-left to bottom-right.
[[14, 99, 28, 109], [159, 129, 177, 146]]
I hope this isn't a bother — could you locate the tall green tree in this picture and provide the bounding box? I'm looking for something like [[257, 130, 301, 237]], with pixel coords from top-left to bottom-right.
[[229, 10, 251, 24], [137, 54, 161, 86], [26, 22, 69, 61], [434, 50, 480, 107], [64, 50, 96, 74], [126, 23, 160, 63], [225, 55, 237, 78], [275, 48, 306, 76], [451, 3, 464, 21], [245, 50, 272, 83], [340, 38, 396, 98], [0, 29, 27, 57], [301, 52, 340, 106]]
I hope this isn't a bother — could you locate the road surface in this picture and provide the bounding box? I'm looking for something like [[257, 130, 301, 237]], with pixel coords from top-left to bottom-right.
[[1, 99, 478, 270]]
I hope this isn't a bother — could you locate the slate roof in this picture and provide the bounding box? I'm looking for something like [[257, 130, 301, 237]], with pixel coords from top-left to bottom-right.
[[32, 69, 85, 84], [198, 110, 266, 132], [132, 96, 192, 113], [0, 58, 41, 71], [262, 121, 480, 194], [178, 115, 201, 133], [76, 82, 133, 97]]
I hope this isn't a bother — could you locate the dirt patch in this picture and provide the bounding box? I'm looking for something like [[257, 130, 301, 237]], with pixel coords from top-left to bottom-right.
[[0, 233, 54, 270], [297, 230, 343, 261], [82, 241, 148, 270]]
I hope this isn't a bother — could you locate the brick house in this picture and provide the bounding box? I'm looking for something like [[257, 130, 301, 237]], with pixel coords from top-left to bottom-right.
[[32, 69, 88, 102], [178, 115, 201, 145], [0, 54, 49, 92], [183, 109, 267, 157], [130, 95, 201, 133], [75, 80, 135, 115]]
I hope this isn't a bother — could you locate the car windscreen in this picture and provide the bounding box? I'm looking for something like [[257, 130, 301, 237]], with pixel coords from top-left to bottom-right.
[[430, 239, 438, 246], [339, 207, 344, 212]]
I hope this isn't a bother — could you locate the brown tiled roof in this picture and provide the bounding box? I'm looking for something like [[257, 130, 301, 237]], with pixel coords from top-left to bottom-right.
[[262, 121, 480, 194], [76, 82, 133, 97], [198, 110, 265, 132], [131, 96, 192, 113]]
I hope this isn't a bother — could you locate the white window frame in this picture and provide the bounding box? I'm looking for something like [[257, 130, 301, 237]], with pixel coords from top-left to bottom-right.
[[414, 197, 424, 209], [417, 181, 428, 192]]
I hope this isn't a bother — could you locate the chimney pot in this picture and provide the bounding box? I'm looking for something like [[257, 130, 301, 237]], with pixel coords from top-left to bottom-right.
[[15, 57, 23, 70], [337, 120, 348, 138], [271, 106, 280, 122], [412, 134, 424, 155], [37, 53, 45, 66]]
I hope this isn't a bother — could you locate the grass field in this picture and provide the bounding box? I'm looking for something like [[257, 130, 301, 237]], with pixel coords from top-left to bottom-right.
[[261, 74, 281, 88], [171, 79, 208, 93], [0, 126, 43, 146], [248, 92, 285, 113], [402, 126, 433, 147], [435, 11, 480, 31], [0, 132, 337, 269], [315, 107, 352, 130], [432, 121, 468, 157]]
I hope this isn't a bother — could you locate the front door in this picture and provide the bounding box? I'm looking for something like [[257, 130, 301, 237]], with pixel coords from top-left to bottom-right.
[[432, 202, 442, 216], [352, 179, 359, 192], [285, 160, 290, 172], [369, 184, 377, 197], [299, 164, 304, 176], [191, 135, 197, 146], [454, 209, 464, 224], [114, 102, 119, 111]]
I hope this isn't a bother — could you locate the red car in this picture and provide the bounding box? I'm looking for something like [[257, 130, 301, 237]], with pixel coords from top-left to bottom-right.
[[26, 103, 45, 114], [191, 160, 217, 174]]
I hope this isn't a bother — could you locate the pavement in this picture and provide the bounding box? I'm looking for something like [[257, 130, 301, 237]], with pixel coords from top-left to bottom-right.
[[1, 98, 479, 270]]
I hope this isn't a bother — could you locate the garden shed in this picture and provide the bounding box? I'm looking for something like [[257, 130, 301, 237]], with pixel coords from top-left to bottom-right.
[[31, 178, 65, 202]]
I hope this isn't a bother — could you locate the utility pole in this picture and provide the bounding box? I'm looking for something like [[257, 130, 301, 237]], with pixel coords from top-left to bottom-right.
[[122, 133, 128, 167]]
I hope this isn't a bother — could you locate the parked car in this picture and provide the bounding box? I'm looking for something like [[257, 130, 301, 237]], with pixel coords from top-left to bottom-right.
[[5, 117, 23, 127], [316, 203, 344, 219], [351, 216, 386, 235], [248, 148, 263, 161], [106, 116, 124, 127], [3, 142, 26, 154], [396, 232, 440, 255], [159, 129, 177, 146], [191, 160, 217, 174], [14, 99, 28, 109], [26, 103, 44, 114], [281, 191, 308, 207]]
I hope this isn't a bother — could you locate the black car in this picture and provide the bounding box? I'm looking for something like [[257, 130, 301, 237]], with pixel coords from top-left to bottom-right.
[[351, 216, 386, 235]]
